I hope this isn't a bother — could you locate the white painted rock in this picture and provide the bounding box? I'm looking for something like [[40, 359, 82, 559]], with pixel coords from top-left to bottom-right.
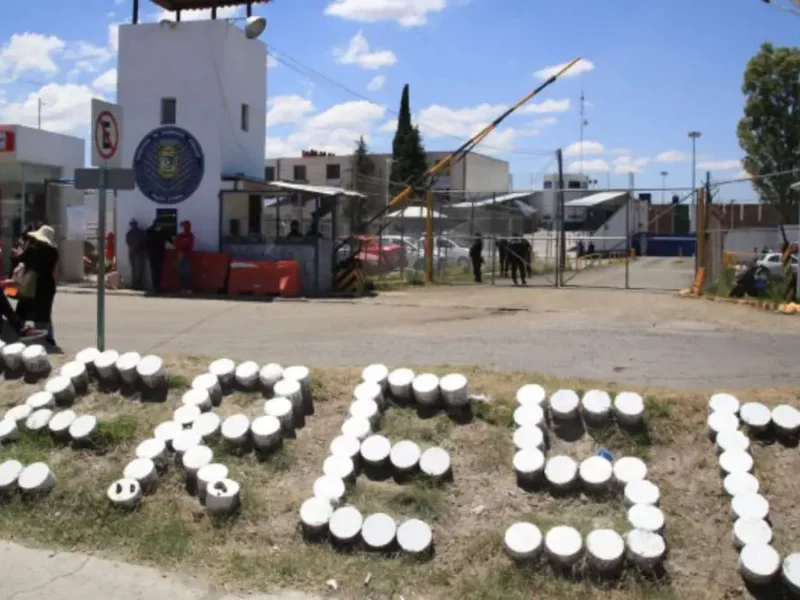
[[205, 478, 240, 516], [545, 455, 577, 489], [397, 518, 433, 555], [329, 505, 364, 543], [724, 472, 759, 497], [740, 402, 771, 432], [586, 529, 625, 572], [264, 397, 294, 433], [361, 363, 389, 392], [362, 513, 397, 550], [136, 438, 168, 464], [513, 404, 546, 429], [514, 448, 546, 483], [26, 391, 55, 411], [221, 414, 250, 446], [94, 349, 119, 379], [250, 415, 282, 450], [719, 450, 753, 476], [300, 497, 334, 534], [313, 475, 346, 506], [116, 352, 141, 384], [613, 392, 644, 425], [273, 379, 303, 417], [624, 479, 660, 506], [387, 368, 415, 402], [258, 363, 283, 393], [739, 543, 780, 584], [626, 529, 666, 569], [44, 376, 75, 407], [47, 409, 76, 439], [390, 440, 422, 472], [716, 429, 750, 454], [172, 430, 202, 455], [323, 455, 355, 481], [154, 421, 183, 449], [516, 384, 546, 408], [330, 435, 361, 462], [0, 459, 24, 493], [75, 347, 99, 373], [360, 434, 391, 466], [25, 409, 53, 432], [782, 553, 800, 594], [707, 411, 740, 441], [341, 416, 371, 441], [182, 388, 212, 412], [234, 361, 259, 389], [2, 343, 25, 370], [182, 445, 214, 476], [5, 404, 32, 425], [581, 390, 612, 422], [60, 361, 88, 389], [412, 373, 440, 406], [17, 462, 55, 494], [209, 358, 236, 386], [731, 493, 769, 521], [440, 373, 469, 408], [173, 404, 201, 428], [137, 355, 166, 388], [545, 525, 583, 566], [772, 404, 800, 436], [549, 389, 580, 420], [579, 456, 613, 491], [420, 447, 451, 479], [192, 412, 222, 440], [107, 478, 142, 509], [197, 463, 228, 503], [192, 373, 222, 406], [283, 365, 312, 412], [21, 344, 49, 374], [513, 426, 545, 452], [349, 398, 380, 428], [504, 522, 543, 561], [709, 392, 740, 415], [733, 518, 772, 549], [0, 419, 18, 443], [628, 504, 665, 534], [354, 381, 385, 411], [69, 415, 97, 442]]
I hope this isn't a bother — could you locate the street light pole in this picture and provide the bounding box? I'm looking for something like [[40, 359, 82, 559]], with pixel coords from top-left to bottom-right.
[[660, 171, 668, 204], [688, 130, 701, 218]]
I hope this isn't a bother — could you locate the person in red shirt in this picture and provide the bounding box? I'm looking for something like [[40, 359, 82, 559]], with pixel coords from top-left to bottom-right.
[[174, 220, 194, 294], [105, 231, 116, 270]]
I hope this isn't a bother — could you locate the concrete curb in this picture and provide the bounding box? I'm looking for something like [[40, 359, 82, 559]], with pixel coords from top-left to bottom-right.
[[678, 291, 799, 315]]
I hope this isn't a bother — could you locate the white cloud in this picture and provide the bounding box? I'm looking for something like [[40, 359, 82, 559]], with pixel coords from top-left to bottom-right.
[[367, 74, 385, 91], [532, 117, 557, 127], [109, 23, 121, 53], [697, 159, 741, 170], [613, 155, 649, 174], [334, 31, 396, 70], [154, 6, 242, 21], [63, 41, 113, 71], [378, 119, 396, 133], [0, 33, 65, 81], [735, 170, 752, 180], [267, 53, 278, 68], [0, 83, 99, 135], [520, 98, 570, 113], [267, 95, 315, 126], [325, 0, 447, 26], [566, 159, 610, 172], [655, 150, 691, 162], [563, 140, 604, 156], [534, 58, 594, 80], [92, 68, 117, 93], [609, 148, 630, 155]]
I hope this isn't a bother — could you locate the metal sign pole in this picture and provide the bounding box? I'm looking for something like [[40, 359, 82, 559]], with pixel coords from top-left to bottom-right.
[[96, 166, 107, 351]]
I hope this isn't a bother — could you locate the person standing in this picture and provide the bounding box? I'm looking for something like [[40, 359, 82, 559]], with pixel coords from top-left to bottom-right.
[[125, 219, 147, 290], [509, 233, 527, 286], [146, 219, 168, 292], [497, 238, 509, 278], [174, 220, 195, 295], [14, 224, 59, 344], [469, 233, 483, 283]]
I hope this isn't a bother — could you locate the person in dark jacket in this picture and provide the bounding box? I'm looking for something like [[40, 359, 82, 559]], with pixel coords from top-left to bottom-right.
[[508, 233, 529, 285], [497, 238, 509, 277], [286, 219, 303, 238], [469, 233, 484, 283], [14, 225, 59, 344], [125, 219, 147, 290], [146, 219, 169, 291]]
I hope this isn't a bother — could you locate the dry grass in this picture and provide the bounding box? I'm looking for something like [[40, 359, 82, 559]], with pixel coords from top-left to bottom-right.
[[0, 357, 799, 599]]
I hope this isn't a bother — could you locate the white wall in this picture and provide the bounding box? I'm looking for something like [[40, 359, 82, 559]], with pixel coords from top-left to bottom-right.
[[724, 226, 800, 254], [588, 199, 648, 251], [115, 20, 267, 279], [463, 153, 509, 195], [13, 126, 84, 172]]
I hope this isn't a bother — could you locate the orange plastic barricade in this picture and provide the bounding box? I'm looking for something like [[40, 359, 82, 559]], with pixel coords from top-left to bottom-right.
[[275, 260, 300, 298], [159, 249, 180, 290], [192, 252, 229, 293], [227, 259, 301, 297]]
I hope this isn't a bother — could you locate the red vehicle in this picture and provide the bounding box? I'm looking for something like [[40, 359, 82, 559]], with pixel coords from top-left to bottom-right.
[[338, 235, 405, 272]]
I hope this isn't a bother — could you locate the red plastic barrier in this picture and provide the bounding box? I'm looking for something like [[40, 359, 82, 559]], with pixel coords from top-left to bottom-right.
[[160, 249, 180, 290], [227, 259, 300, 298], [192, 251, 229, 293]]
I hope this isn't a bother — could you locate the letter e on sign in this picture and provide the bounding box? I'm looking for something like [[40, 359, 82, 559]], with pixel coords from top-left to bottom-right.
[[91, 99, 123, 168]]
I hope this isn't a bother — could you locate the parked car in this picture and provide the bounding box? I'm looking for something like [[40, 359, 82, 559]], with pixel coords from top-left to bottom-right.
[[381, 235, 420, 268], [417, 236, 474, 269], [756, 253, 797, 278], [337, 235, 405, 272]]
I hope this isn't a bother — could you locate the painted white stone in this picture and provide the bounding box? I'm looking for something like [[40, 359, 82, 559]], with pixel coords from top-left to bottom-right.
[[107, 478, 143, 509], [545, 455, 578, 489], [624, 479, 660, 506], [545, 525, 583, 566], [313, 475, 346, 506], [513, 426, 545, 452], [740, 402, 771, 432], [613, 392, 645, 425], [221, 414, 250, 446], [5, 404, 32, 425], [586, 529, 625, 571], [205, 478, 240, 516], [396, 518, 433, 554], [390, 440, 422, 472], [182, 388, 212, 412], [209, 358, 236, 385], [739, 543, 780, 584], [172, 430, 202, 455], [420, 447, 451, 479], [192, 373, 222, 406], [300, 497, 334, 533], [516, 384, 546, 408], [440, 373, 469, 408], [60, 361, 88, 389], [341, 416, 371, 441], [18, 462, 55, 494], [69, 415, 97, 441], [581, 390, 612, 422], [44, 376, 75, 406], [154, 421, 183, 449], [24, 409, 53, 432], [273, 379, 303, 416], [173, 404, 201, 428], [707, 411, 740, 440], [387, 368, 415, 402], [0, 459, 24, 493], [258, 363, 283, 392], [709, 393, 740, 415], [349, 398, 380, 428], [550, 389, 580, 420], [579, 456, 613, 491], [361, 363, 389, 392], [723, 472, 760, 497], [716, 429, 750, 454], [353, 381, 385, 411], [771, 404, 800, 436], [513, 404, 545, 429], [627, 504, 665, 534], [323, 455, 355, 481], [137, 355, 166, 387], [26, 391, 55, 411], [75, 347, 99, 372], [21, 344, 49, 374], [2, 343, 25, 370], [733, 518, 773, 549], [94, 349, 120, 379], [412, 373, 440, 406], [47, 410, 76, 438], [362, 513, 397, 550], [626, 529, 666, 569], [514, 448, 546, 482], [329, 505, 364, 543], [234, 361, 259, 389], [182, 445, 214, 476], [330, 435, 361, 462], [504, 522, 543, 560], [136, 438, 168, 463], [283, 366, 312, 412], [192, 412, 222, 440], [782, 553, 800, 594], [718, 450, 753, 475], [197, 463, 228, 503], [731, 493, 769, 521], [360, 434, 391, 466], [0, 419, 18, 443], [116, 352, 141, 384], [250, 415, 282, 450], [264, 397, 294, 433]]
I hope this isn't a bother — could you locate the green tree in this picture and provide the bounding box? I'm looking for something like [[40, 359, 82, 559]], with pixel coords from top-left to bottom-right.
[[390, 84, 428, 196], [737, 43, 800, 231], [348, 136, 375, 232]]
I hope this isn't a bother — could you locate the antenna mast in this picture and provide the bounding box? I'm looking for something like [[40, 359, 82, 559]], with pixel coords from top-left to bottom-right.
[[579, 88, 587, 176]]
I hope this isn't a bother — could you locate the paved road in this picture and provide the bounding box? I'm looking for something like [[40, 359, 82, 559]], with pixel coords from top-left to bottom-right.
[[50, 284, 800, 390]]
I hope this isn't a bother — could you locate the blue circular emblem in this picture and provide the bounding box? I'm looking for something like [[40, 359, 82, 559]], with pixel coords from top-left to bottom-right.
[[133, 126, 204, 204]]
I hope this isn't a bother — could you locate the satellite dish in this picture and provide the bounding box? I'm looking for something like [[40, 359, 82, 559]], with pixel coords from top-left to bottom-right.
[[244, 16, 267, 39]]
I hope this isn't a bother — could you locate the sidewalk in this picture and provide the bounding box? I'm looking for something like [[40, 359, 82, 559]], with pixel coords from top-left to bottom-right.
[[0, 540, 319, 600]]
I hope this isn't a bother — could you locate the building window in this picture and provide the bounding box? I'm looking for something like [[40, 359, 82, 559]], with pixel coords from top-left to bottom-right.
[[241, 104, 249, 131], [265, 166, 275, 181], [326, 163, 340, 180], [293, 165, 306, 181], [229, 219, 240, 236], [248, 194, 261, 234], [161, 98, 176, 125], [567, 180, 582, 189], [543, 181, 553, 189]]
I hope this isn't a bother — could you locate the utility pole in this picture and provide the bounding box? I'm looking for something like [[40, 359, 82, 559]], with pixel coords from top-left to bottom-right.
[[556, 148, 565, 287], [578, 89, 587, 175]]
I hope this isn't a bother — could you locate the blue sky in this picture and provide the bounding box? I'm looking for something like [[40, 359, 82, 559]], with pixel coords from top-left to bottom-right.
[[1, 0, 798, 201]]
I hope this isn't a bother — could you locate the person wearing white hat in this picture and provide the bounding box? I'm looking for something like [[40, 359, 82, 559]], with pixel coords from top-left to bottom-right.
[[13, 224, 59, 344]]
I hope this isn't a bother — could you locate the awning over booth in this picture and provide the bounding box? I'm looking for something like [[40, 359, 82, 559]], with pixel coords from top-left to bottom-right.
[[220, 175, 366, 198], [449, 191, 534, 209], [564, 191, 627, 208]]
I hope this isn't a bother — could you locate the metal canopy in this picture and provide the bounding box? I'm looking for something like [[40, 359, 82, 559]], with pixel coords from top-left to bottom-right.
[[449, 191, 534, 209], [149, 0, 269, 10], [221, 175, 366, 198], [564, 190, 627, 208]]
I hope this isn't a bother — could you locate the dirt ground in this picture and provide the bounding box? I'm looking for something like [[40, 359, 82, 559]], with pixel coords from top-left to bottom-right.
[[1, 355, 799, 599]]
